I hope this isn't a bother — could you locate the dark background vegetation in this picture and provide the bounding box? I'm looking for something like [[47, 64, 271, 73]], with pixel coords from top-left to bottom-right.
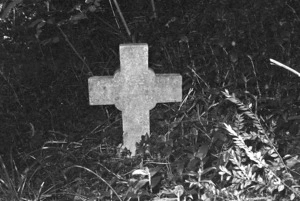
[[1, 0, 300, 200]]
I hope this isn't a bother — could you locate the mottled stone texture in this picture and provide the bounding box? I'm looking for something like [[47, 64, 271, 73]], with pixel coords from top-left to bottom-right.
[[89, 44, 182, 155]]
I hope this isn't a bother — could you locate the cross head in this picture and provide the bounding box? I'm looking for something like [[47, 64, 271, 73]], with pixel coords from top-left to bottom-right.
[[88, 44, 182, 156]]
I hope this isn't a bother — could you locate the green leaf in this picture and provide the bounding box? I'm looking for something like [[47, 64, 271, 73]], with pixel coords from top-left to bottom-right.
[[151, 175, 161, 188], [195, 143, 209, 160], [270, 153, 278, 157], [149, 167, 161, 177], [132, 167, 150, 176], [219, 166, 231, 175], [187, 157, 200, 171], [290, 193, 295, 200], [134, 179, 149, 192], [278, 184, 285, 192]]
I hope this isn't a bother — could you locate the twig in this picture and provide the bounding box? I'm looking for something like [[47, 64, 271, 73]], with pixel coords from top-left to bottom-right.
[[286, 2, 300, 21], [0, 67, 23, 108], [270, 58, 300, 77], [112, 0, 131, 39], [57, 26, 93, 75], [151, 0, 157, 19], [108, 0, 120, 30], [71, 165, 122, 201], [247, 55, 261, 97]]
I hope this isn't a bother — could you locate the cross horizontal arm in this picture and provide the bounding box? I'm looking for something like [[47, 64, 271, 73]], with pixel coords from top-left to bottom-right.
[[154, 74, 182, 103], [88, 76, 118, 105]]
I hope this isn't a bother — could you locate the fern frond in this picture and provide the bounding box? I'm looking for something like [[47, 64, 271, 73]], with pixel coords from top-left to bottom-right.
[[222, 90, 271, 144], [224, 123, 266, 168], [234, 113, 245, 132]]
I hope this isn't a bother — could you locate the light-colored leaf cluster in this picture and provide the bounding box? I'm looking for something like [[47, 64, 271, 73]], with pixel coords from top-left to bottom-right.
[[218, 90, 300, 200]]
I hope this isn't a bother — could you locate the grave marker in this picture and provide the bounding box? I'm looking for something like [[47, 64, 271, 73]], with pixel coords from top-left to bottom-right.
[[88, 44, 182, 155]]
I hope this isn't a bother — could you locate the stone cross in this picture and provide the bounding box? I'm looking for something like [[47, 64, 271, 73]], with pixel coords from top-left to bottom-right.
[[88, 44, 182, 156]]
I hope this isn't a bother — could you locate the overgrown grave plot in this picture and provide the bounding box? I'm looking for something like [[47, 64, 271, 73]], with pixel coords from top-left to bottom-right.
[[2, 63, 300, 200], [1, 0, 300, 200], [2, 59, 300, 200]]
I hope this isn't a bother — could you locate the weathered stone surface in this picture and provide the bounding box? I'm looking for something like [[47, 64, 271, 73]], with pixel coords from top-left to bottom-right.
[[88, 44, 182, 155]]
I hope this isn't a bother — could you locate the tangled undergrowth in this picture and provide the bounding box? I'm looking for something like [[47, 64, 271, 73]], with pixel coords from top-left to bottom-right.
[[1, 89, 300, 201], [1, 0, 300, 200]]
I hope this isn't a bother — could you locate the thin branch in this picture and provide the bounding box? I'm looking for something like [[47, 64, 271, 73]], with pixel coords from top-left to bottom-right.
[[270, 58, 300, 77], [57, 26, 92, 75], [112, 0, 131, 39], [71, 165, 122, 201], [0, 67, 22, 108], [247, 55, 261, 98], [108, 0, 120, 30], [151, 0, 157, 19]]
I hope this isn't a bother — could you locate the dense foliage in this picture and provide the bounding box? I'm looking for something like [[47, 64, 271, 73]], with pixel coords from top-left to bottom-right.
[[0, 0, 300, 200]]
